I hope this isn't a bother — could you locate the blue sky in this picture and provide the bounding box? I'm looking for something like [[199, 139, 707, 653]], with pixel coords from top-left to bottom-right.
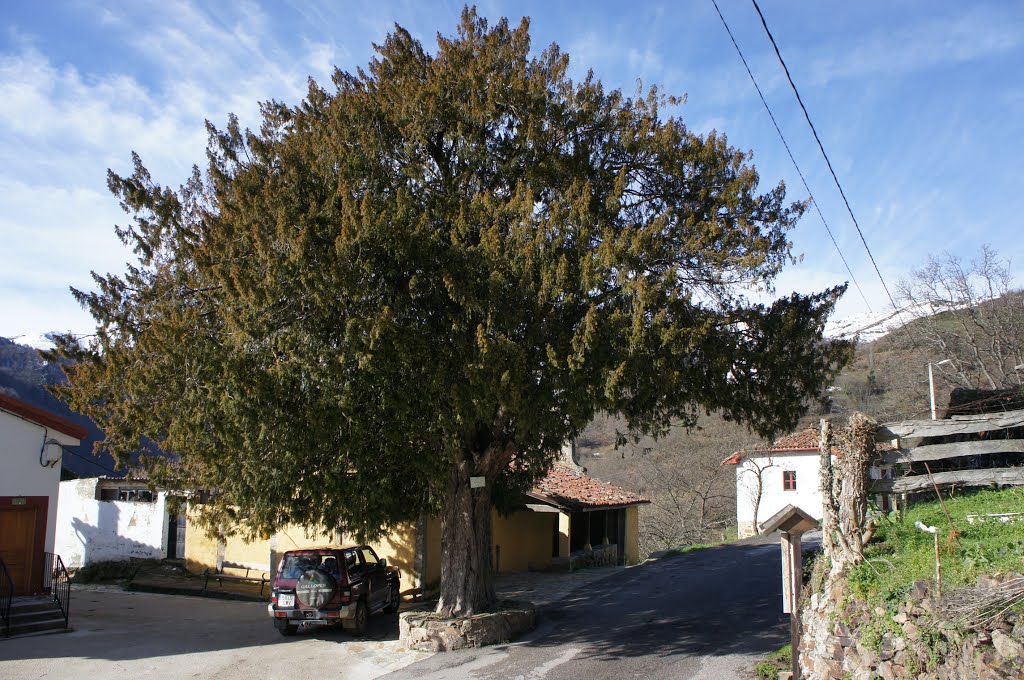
[[2, 1, 1022, 341]]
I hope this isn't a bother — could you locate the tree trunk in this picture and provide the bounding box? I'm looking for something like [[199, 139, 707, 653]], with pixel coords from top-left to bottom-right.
[[751, 480, 762, 535], [821, 413, 877, 573], [819, 418, 838, 562], [837, 412, 875, 562], [436, 456, 496, 617]]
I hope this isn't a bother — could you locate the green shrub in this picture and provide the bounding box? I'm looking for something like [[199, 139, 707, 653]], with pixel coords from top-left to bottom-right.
[[849, 487, 1024, 605], [754, 643, 791, 679]]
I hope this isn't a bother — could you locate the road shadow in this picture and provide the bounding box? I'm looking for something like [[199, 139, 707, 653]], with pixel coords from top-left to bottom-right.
[[522, 540, 794, 661]]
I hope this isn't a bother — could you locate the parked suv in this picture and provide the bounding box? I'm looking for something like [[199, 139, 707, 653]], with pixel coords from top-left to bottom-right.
[[268, 545, 400, 636]]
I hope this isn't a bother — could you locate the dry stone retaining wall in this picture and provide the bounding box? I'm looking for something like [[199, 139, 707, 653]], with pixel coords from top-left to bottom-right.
[[800, 572, 1024, 679]]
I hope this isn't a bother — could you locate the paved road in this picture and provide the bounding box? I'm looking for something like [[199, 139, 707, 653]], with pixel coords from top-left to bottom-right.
[[0, 586, 431, 679], [386, 537, 794, 680]]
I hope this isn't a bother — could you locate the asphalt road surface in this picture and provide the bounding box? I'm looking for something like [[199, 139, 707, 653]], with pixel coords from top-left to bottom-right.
[[386, 535, 799, 680]]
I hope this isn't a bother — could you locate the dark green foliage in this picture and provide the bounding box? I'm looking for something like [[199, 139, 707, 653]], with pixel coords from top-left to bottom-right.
[[51, 9, 850, 612]]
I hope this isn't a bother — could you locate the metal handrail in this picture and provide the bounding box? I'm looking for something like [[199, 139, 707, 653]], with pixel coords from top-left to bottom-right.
[[0, 556, 13, 637], [43, 552, 70, 629]]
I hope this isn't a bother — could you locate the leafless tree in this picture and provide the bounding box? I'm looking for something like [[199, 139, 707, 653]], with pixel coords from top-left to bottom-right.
[[580, 411, 760, 555], [635, 455, 735, 553], [740, 455, 777, 535], [896, 245, 1024, 390]]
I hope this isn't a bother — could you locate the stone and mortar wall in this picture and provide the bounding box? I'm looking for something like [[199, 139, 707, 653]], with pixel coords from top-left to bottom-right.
[[568, 543, 618, 570], [400, 603, 536, 651], [800, 571, 1024, 679]]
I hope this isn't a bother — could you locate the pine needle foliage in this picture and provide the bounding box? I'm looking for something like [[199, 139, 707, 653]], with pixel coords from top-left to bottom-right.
[[51, 8, 851, 615]]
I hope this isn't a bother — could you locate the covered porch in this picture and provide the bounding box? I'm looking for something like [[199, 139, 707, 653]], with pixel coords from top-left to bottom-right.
[[523, 464, 650, 570]]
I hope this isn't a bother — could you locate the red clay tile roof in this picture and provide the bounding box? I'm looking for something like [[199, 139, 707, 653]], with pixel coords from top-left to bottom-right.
[[527, 464, 650, 511], [767, 428, 823, 450], [721, 426, 895, 466], [720, 451, 747, 466], [0, 393, 88, 440]]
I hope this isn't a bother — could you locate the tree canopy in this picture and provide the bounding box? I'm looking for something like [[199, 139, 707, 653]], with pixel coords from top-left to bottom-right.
[[54, 8, 851, 615]]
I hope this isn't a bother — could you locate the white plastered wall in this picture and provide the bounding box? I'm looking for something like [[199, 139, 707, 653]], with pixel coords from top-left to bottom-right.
[[55, 478, 169, 568], [0, 408, 77, 554], [735, 452, 823, 537]]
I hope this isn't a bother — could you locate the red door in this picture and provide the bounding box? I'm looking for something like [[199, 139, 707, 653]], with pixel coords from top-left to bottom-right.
[[0, 507, 37, 594]]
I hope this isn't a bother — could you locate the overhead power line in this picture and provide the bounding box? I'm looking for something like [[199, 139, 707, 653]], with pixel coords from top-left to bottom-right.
[[64, 448, 120, 475], [709, 0, 873, 312], [748, 0, 898, 314], [748, 0, 931, 359]]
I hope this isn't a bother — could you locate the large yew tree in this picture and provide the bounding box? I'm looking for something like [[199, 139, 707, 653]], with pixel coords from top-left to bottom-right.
[[55, 9, 851, 616]]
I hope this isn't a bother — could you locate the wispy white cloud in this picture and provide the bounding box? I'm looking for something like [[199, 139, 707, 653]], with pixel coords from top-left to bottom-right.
[[804, 6, 1022, 86], [2, 0, 1023, 339], [0, 0, 373, 338]]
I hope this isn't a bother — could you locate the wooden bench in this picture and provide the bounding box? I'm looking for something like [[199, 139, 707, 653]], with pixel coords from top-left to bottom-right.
[[203, 563, 270, 595]]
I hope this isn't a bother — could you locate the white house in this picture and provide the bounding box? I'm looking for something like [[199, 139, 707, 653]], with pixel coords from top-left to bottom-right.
[[723, 428, 892, 538], [0, 394, 86, 594], [55, 477, 180, 569]]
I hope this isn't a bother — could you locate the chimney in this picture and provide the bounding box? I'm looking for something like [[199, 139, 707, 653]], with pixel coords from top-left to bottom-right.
[[560, 438, 585, 473]]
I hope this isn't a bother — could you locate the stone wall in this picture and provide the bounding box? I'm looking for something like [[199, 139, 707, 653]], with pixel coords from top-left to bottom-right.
[[570, 543, 618, 570], [400, 602, 536, 651], [800, 571, 1024, 679]]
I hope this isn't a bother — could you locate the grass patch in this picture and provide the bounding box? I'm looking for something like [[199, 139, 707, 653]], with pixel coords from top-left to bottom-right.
[[849, 486, 1024, 606], [662, 544, 714, 558], [754, 643, 791, 679], [660, 532, 740, 559]]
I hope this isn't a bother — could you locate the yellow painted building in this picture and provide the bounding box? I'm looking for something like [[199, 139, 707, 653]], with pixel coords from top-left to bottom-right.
[[184, 463, 648, 596]]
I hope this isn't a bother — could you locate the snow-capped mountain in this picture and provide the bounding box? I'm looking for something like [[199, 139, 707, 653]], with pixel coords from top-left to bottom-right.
[[824, 301, 953, 343], [6, 332, 57, 351]]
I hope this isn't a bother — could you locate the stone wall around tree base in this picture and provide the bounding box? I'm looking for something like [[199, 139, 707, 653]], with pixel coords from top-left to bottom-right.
[[399, 601, 537, 652]]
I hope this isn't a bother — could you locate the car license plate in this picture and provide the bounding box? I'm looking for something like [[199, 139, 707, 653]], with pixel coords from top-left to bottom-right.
[[278, 594, 295, 608]]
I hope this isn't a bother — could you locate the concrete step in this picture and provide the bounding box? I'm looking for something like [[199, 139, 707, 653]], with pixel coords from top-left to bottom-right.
[[10, 597, 60, 615], [7, 615, 67, 636], [11, 607, 65, 625], [4, 597, 68, 638]]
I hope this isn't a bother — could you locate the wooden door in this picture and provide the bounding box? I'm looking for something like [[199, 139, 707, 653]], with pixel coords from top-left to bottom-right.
[[0, 507, 37, 594]]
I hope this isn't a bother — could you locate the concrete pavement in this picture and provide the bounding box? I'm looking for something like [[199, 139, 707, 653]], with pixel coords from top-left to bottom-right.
[[0, 563, 632, 679], [0, 586, 432, 680]]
